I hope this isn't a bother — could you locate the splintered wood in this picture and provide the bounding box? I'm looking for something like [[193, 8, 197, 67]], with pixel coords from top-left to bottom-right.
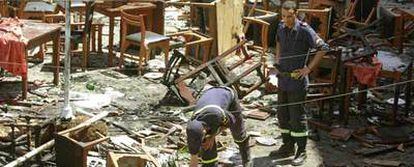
[[244, 109, 270, 120]]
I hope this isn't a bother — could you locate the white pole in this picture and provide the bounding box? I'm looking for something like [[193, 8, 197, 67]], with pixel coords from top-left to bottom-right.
[[60, 0, 73, 120]]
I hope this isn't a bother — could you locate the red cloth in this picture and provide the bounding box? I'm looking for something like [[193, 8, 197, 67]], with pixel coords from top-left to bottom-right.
[[352, 56, 382, 87], [0, 18, 27, 76]]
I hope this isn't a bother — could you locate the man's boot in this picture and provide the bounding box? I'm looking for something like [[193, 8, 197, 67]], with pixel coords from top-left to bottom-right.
[[292, 136, 307, 166], [237, 136, 251, 167], [269, 133, 295, 158]]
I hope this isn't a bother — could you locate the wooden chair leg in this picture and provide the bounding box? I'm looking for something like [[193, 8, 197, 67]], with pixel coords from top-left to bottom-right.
[[144, 49, 151, 74], [119, 41, 129, 69]]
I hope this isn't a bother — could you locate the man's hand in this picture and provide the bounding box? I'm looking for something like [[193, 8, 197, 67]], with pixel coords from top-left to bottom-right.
[[201, 137, 215, 150], [294, 66, 311, 79], [190, 155, 199, 167]]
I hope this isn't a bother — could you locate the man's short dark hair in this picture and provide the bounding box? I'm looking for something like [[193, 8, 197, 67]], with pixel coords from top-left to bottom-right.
[[282, 1, 297, 11]]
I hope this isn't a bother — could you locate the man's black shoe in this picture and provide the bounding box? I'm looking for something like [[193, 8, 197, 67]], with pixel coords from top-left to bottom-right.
[[291, 151, 307, 166], [269, 144, 295, 158]]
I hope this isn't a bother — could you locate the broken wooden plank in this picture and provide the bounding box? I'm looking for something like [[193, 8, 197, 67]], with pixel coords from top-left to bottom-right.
[[177, 81, 197, 105], [77, 109, 145, 138], [329, 128, 353, 141], [363, 159, 401, 167], [150, 125, 169, 134], [308, 120, 333, 132], [28, 89, 48, 98], [354, 145, 397, 156], [244, 109, 270, 120]]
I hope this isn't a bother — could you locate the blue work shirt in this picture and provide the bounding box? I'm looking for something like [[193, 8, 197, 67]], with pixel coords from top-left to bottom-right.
[[187, 87, 238, 155], [193, 87, 237, 133], [276, 19, 322, 91]]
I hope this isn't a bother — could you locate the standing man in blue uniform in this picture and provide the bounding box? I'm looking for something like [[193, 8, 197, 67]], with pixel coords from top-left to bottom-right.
[[270, 1, 329, 166], [186, 86, 250, 167]]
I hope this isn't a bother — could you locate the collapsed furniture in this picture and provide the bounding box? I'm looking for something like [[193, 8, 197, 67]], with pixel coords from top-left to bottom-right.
[[306, 49, 342, 121], [379, 6, 414, 53], [56, 127, 109, 167], [298, 7, 333, 40], [43, 1, 96, 71], [335, 0, 379, 29], [163, 40, 266, 105]]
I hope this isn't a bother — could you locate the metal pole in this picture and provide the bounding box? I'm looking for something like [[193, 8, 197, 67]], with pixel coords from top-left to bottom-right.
[[60, 0, 73, 120]]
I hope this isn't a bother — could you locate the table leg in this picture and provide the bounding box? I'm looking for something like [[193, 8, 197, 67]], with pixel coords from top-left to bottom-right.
[[22, 72, 28, 100], [22, 49, 29, 99], [339, 63, 346, 122], [53, 32, 60, 85], [344, 66, 353, 124], [91, 26, 96, 52], [405, 62, 413, 116], [108, 16, 114, 67]]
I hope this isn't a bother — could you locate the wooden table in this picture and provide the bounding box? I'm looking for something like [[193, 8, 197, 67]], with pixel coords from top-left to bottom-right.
[[394, 8, 414, 53], [95, 0, 164, 67], [342, 51, 413, 124], [22, 20, 61, 99]]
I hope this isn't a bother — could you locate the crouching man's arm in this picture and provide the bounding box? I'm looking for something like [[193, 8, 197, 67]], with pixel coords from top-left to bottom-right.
[[190, 155, 199, 167]]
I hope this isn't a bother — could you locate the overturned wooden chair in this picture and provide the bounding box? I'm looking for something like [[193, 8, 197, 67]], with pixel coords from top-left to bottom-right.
[[163, 40, 266, 104], [167, 30, 214, 64], [334, 0, 379, 29]]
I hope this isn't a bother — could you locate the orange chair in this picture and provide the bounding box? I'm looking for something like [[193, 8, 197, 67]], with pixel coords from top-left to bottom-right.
[[119, 8, 169, 75]]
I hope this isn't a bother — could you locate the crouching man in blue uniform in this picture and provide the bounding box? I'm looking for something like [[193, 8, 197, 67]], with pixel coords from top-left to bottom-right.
[[186, 86, 250, 167], [269, 1, 329, 166]]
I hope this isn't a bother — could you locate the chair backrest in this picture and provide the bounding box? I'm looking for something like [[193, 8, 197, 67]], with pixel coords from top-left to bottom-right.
[[121, 8, 147, 44]]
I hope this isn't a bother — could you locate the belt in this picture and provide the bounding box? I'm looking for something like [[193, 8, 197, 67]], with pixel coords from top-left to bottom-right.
[[273, 64, 301, 80], [278, 71, 301, 80]]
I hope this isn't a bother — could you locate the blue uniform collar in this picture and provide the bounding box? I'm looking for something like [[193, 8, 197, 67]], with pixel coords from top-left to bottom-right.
[[282, 19, 300, 31]]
